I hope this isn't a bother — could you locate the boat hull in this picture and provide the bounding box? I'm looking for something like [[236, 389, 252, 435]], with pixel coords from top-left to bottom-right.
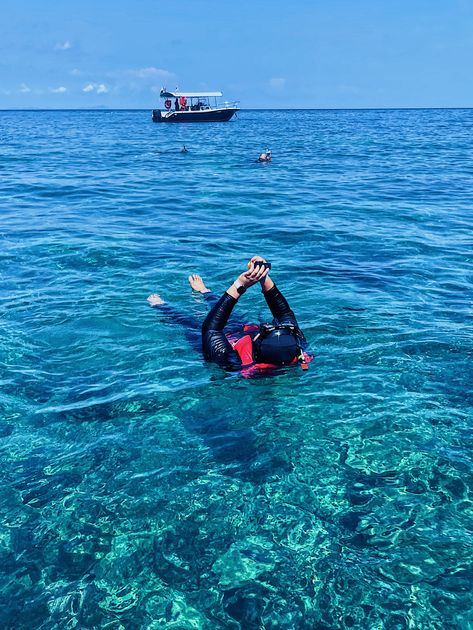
[[152, 108, 238, 123]]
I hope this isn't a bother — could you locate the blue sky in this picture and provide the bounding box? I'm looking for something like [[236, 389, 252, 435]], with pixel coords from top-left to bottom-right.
[[1, 0, 472, 108]]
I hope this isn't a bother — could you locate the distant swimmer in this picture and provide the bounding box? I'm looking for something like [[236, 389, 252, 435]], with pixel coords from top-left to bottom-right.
[[181, 145, 189, 153], [258, 149, 272, 162], [147, 256, 312, 377]]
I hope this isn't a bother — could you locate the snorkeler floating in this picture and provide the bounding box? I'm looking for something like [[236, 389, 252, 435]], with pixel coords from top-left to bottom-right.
[[258, 149, 272, 162], [148, 256, 311, 375]]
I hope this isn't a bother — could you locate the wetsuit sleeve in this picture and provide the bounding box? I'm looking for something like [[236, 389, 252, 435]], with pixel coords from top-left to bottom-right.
[[263, 284, 299, 327], [202, 292, 242, 370]]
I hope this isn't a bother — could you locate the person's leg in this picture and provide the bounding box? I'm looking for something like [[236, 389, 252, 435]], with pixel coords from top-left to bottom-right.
[[203, 292, 219, 308], [188, 274, 219, 308], [188, 274, 211, 294], [147, 294, 165, 306], [148, 294, 202, 351], [148, 275, 217, 352], [188, 273, 246, 332]]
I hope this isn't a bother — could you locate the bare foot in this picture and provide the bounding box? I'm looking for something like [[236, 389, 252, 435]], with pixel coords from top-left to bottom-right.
[[188, 274, 211, 293], [147, 293, 165, 306]]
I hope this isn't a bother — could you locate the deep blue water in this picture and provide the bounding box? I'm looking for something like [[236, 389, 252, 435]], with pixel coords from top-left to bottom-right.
[[1, 108, 473, 629]]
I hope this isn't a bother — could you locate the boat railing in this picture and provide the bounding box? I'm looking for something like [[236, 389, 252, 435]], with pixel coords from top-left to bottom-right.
[[219, 100, 240, 109], [161, 99, 240, 112]]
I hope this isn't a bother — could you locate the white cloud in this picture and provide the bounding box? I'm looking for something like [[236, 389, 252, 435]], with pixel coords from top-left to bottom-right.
[[269, 77, 286, 90], [55, 41, 72, 51], [127, 67, 173, 80], [50, 86, 67, 93], [18, 83, 31, 94], [82, 82, 109, 94], [71, 68, 82, 76], [96, 67, 175, 94]]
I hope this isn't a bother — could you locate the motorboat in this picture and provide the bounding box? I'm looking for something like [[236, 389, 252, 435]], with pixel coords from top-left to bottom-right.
[[152, 89, 239, 123]]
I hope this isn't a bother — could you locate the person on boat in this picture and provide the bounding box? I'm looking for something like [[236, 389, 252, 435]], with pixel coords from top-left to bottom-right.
[[258, 149, 272, 162], [147, 256, 311, 375], [174, 98, 179, 111]]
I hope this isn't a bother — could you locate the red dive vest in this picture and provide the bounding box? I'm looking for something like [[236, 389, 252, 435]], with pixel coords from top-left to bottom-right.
[[226, 324, 313, 377]]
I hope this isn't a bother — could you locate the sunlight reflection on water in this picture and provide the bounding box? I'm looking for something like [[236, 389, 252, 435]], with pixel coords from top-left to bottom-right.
[[1, 108, 473, 628]]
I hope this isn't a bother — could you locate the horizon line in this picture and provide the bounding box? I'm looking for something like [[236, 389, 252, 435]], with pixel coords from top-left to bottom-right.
[[1, 106, 473, 112]]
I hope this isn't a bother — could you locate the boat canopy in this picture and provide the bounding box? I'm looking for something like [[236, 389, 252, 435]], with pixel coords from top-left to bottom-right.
[[160, 89, 223, 99]]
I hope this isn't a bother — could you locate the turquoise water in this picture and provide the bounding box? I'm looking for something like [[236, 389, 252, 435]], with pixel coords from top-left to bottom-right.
[[1, 108, 472, 629]]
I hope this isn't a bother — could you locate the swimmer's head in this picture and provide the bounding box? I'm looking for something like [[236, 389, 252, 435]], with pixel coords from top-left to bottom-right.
[[254, 325, 300, 365]]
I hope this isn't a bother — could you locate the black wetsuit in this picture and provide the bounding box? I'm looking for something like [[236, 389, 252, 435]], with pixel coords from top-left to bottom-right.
[[202, 284, 302, 370]]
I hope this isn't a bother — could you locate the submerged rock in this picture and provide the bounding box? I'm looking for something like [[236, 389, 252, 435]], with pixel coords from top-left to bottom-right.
[[212, 538, 276, 589]]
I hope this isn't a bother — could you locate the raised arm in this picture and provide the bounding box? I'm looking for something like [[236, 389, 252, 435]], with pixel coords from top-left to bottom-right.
[[201, 292, 241, 367], [247, 255, 299, 327], [202, 263, 269, 368], [261, 280, 299, 326]]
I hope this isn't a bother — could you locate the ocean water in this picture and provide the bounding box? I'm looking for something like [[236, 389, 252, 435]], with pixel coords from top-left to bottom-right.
[[0, 108, 472, 629]]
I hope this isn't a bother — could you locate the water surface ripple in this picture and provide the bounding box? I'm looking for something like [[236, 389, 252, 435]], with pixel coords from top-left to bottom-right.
[[1, 109, 473, 629]]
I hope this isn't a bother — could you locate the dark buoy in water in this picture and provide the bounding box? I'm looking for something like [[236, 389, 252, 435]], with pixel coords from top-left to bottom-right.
[[181, 145, 189, 153], [258, 148, 272, 162]]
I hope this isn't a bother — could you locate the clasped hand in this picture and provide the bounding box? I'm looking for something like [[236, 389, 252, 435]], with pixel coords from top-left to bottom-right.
[[238, 256, 270, 289]]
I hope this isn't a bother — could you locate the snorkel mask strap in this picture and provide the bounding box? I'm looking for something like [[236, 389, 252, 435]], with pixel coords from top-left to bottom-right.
[[297, 348, 309, 370]]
